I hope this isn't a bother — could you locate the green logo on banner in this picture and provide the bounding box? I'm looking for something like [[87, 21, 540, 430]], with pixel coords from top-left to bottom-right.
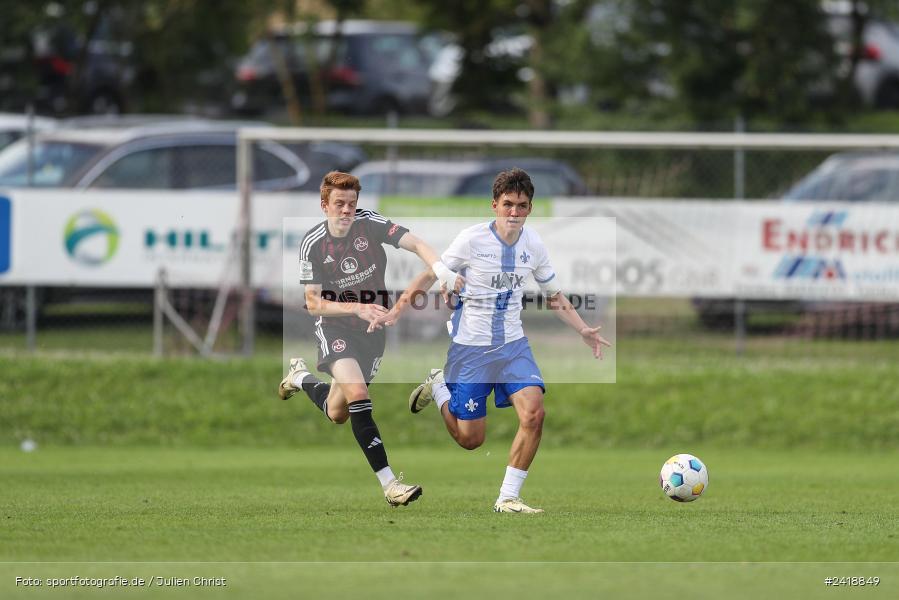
[[64, 209, 120, 266]]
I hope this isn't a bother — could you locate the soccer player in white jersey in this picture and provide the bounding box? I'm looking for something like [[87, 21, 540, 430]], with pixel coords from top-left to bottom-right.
[[372, 168, 611, 513]]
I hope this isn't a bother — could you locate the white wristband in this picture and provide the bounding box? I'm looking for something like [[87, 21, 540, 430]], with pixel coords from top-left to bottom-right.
[[431, 261, 457, 289]]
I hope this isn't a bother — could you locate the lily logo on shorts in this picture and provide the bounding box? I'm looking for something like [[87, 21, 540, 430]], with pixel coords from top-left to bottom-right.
[[331, 339, 346, 353], [465, 399, 478, 412], [353, 236, 369, 251]]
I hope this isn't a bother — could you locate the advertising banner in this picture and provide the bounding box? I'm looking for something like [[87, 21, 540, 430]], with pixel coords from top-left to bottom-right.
[[2, 190, 899, 302]]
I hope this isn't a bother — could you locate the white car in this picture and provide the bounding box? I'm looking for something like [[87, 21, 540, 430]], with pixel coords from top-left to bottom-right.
[[0, 113, 56, 151]]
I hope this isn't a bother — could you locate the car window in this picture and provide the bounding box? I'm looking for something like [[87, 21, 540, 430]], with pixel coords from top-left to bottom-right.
[[314, 36, 350, 66], [0, 140, 101, 187], [357, 173, 384, 194], [248, 37, 302, 70], [0, 131, 21, 151], [837, 168, 896, 202], [90, 144, 302, 190], [365, 35, 426, 70], [91, 147, 174, 188], [254, 147, 298, 183], [459, 169, 571, 197], [783, 170, 838, 201], [175, 145, 235, 189], [359, 171, 461, 196]]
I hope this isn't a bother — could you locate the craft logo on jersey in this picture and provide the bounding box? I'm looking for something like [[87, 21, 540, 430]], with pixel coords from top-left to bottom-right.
[[341, 257, 358, 274], [353, 236, 368, 251], [331, 339, 346, 353], [64, 209, 120, 266], [491, 272, 524, 290]]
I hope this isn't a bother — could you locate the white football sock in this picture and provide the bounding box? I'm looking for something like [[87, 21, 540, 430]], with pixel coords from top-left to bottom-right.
[[433, 378, 451, 411], [498, 466, 528, 501], [376, 466, 397, 488], [291, 371, 311, 388]]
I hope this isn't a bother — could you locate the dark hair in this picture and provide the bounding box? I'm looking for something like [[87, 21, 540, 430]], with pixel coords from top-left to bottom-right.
[[320, 171, 361, 205], [492, 168, 534, 201]]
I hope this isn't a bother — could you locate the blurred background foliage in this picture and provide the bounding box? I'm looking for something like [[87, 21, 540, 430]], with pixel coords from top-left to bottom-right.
[[3, 0, 899, 128]]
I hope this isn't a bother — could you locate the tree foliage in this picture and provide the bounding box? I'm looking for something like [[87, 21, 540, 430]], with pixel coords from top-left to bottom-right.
[[597, 0, 843, 123]]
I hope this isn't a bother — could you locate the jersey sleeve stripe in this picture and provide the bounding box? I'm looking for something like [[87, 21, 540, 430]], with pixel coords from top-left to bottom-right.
[[300, 225, 326, 261], [356, 209, 388, 223], [534, 272, 556, 283]]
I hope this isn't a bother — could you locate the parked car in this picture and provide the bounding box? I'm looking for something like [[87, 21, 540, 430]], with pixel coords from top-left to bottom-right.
[[351, 158, 588, 197], [231, 20, 433, 116], [825, 2, 899, 109], [0, 113, 56, 151], [0, 118, 365, 190], [782, 150, 899, 202], [0, 13, 135, 116], [693, 149, 899, 329]]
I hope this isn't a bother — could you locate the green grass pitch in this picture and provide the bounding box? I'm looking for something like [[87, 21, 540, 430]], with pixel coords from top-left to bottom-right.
[[2, 446, 898, 599], [2, 335, 899, 599]]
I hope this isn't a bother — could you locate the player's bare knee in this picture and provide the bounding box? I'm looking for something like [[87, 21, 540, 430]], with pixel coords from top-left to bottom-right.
[[329, 412, 349, 424], [458, 431, 485, 450], [520, 407, 545, 431], [458, 437, 483, 451], [343, 385, 369, 403]]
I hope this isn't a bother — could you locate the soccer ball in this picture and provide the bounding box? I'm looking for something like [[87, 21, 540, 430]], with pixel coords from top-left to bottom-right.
[[659, 453, 709, 502]]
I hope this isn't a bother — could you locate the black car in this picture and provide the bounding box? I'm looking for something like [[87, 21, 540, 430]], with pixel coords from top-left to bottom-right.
[[231, 20, 433, 116], [0, 15, 134, 116]]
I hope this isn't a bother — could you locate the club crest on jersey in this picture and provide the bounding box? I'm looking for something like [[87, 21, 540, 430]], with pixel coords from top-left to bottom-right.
[[491, 272, 524, 290], [331, 339, 346, 353], [353, 236, 369, 251], [341, 257, 358, 274], [520, 250, 530, 263]]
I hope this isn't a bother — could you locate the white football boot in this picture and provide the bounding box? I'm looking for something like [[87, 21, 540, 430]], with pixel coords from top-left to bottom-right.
[[493, 497, 544, 514], [278, 357, 310, 400], [383, 476, 423, 507], [408, 368, 444, 414]]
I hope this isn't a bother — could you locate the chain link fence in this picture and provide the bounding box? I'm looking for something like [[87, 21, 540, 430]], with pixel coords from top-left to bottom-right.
[[2, 125, 899, 356]]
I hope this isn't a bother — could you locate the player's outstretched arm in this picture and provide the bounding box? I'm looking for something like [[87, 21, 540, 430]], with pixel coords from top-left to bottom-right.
[[397, 232, 460, 294], [367, 268, 437, 333], [546, 291, 612, 359], [305, 284, 388, 325]]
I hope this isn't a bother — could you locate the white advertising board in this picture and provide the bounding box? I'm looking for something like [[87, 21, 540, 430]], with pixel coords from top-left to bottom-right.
[[2, 190, 899, 302], [0, 189, 368, 290], [734, 202, 899, 300]]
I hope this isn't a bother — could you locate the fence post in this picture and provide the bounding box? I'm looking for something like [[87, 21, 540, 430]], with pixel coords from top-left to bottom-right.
[[237, 134, 255, 356], [734, 115, 747, 356], [154, 269, 164, 357], [25, 286, 36, 352]]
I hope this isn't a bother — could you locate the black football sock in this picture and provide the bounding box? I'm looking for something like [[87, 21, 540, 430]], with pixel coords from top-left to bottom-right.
[[348, 399, 389, 473], [301, 375, 331, 414]]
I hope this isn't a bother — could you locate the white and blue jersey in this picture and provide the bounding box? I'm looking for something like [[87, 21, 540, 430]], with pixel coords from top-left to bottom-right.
[[442, 221, 560, 346], [440, 221, 560, 420]]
